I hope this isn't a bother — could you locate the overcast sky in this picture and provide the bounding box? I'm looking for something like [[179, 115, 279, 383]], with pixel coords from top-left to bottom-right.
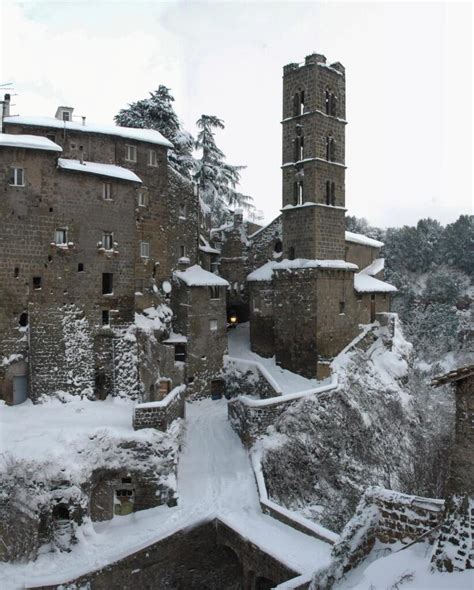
[[1, 0, 472, 227]]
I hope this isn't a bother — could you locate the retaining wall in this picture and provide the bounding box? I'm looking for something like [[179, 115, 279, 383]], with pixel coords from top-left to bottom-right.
[[133, 385, 185, 431]]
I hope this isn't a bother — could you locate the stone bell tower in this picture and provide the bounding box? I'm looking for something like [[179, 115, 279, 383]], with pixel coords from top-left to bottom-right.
[[281, 53, 347, 260]]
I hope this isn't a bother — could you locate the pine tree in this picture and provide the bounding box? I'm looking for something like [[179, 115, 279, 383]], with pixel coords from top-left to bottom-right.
[[194, 115, 255, 225], [440, 215, 474, 275], [114, 86, 194, 179]]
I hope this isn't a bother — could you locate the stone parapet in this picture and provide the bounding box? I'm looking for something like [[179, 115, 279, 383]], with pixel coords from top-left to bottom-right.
[[133, 385, 186, 431]]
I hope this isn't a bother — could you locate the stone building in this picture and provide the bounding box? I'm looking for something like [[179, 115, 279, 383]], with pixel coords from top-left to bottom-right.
[[0, 98, 227, 403]]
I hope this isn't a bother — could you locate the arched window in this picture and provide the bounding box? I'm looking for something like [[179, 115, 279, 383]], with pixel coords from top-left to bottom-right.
[[294, 136, 304, 162], [326, 136, 336, 162], [19, 312, 28, 327], [297, 181, 303, 205], [288, 246, 295, 260], [325, 181, 331, 205], [293, 90, 305, 116], [331, 182, 336, 205], [325, 89, 337, 116], [274, 240, 283, 253]]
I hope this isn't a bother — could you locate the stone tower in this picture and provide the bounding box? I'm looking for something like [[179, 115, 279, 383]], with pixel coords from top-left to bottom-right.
[[281, 53, 346, 260]]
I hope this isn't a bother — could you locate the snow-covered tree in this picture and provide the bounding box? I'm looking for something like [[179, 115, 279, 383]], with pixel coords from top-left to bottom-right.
[[115, 86, 195, 179], [440, 214, 474, 275], [194, 114, 255, 225]]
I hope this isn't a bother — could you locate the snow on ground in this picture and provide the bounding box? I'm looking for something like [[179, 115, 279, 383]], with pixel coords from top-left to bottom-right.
[[227, 322, 329, 394], [1, 398, 331, 589], [333, 541, 474, 590]]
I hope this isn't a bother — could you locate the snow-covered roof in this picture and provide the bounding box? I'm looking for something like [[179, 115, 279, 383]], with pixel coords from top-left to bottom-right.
[[360, 258, 385, 277], [162, 333, 188, 344], [3, 115, 173, 148], [0, 133, 62, 152], [58, 158, 142, 183], [199, 235, 220, 255], [248, 216, 280, 240], [354, 273, 397, 293], [247, 259, 358, 282], [174, 264, 229, 287], [345, 231, 384, 248]]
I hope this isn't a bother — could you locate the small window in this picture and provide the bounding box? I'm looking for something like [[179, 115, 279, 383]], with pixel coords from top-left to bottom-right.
[[62, 111, 70, 121], [179, 204, 187, 219], [326, 180, 331, 206], [14, 267, 19, 278], [299, 136, 304, 160], [296, 181, 303, 205], [140, 241, 150, 259], [54, 228, 68, 245], [209, 286, 220, 300], [148, 149, 158, 167], [210, 319, 218, 331], [102, 183, 112, 201], [339, 301, 345, 314], [138, 191, 147, 207], [78, 263, 84, 272], [126, 145, 137, 162], [174, 344, 186, 362], [102, 310, 110, 325], [326, 136, 336, 162], [9, 167, 24, 186], [274, 240, 283, 253], [180, 245, 186, 258], [19, 312, 28, 327], [331, 182, 336, 206], [33, 276, 42, 290], [102, 231, 113, 250], [102, 273, 113, 295]]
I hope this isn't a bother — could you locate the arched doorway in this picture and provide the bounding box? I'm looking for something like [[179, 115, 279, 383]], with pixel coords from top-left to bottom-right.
[[4, 361, 29, 405]]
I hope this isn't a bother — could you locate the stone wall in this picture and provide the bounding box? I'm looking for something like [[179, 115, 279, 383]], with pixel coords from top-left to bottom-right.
[[133, 385, 186, 431], [311, 487, 445, 589], [29, 518, 298, 590], [345, 241, 379, 271]]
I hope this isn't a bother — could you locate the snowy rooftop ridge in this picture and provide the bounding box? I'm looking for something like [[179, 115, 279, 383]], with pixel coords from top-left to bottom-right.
[[345, 231, 384, 248], [3, 115, 173, 148], [58, 158, 142, 183], [247, 259, 358, 282], [0, 133, 62, 152], [174, 264, 229, 287], [354, 273, 397, 293], [360, 258, 385, 277]]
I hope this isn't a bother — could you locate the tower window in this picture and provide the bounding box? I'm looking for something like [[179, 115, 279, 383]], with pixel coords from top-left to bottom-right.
[[331, 182, 336, 205], [102, 273, 113, 294], [102, 310, 110, 325], [326, 181, 331, 205], [9, 167, 24, 186], [292, 90, 305, 117], [325, 89, 337, 116], [297, 181, 303, 205], [326, 136, 336, 162]]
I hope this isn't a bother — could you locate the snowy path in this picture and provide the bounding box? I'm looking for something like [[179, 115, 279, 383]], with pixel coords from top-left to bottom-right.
[[227, 322, 329, 394], [3, 398, 331, 589]]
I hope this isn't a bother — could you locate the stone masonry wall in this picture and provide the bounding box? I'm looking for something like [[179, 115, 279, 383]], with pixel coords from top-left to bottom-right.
[[133, 386, 186, 431]]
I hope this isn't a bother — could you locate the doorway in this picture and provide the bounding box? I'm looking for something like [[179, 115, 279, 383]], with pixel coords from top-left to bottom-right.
[[12, 375, 28, 405]]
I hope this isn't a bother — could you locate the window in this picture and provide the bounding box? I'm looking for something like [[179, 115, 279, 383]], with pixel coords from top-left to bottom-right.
[[78, 263, 84, 272], [14, 267, 19, 278], [19, 312, 28, 327], [326, 181, 336, 206], [126, 145, 137, 162], [339, 301, 345, 314], [148, 149, 158, 167], [325, 89, 337, 116], [62, 111, 70, 121], [33, 276, 42, 289], [54, 228, 68, 245], [102, 273, 113, 295], [102, 183, 112, 201], [102, 310, 110, 325], [294, 181, 303, 205], [274, 240, 283, 253], [210, 319, 218, 331], [179, 204, 187, 219], [179, 245, 186, 258], [209, 286, 220, 300], [140, 241, 150, 259], [288, 246, 295, 260], [102, 231, 113, 250], [174, 344, 186, 362], [331, 182, 336, 205], [293, 136, 304, 161], [9, 167, 24, 186], [326, 136, 336, 162], [138, 191, 147, 207], [292, 90, 305, 117]]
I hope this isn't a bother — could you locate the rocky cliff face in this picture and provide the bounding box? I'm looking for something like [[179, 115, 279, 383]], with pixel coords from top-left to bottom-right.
[[259, 317, 453, 532]]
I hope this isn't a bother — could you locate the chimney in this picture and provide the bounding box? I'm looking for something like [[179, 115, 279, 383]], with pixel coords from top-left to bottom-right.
[[79, 145, 84, 165], [3, 94, 11, 118], [82, 116, 86, 126], [233, 208, 243, 228]]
